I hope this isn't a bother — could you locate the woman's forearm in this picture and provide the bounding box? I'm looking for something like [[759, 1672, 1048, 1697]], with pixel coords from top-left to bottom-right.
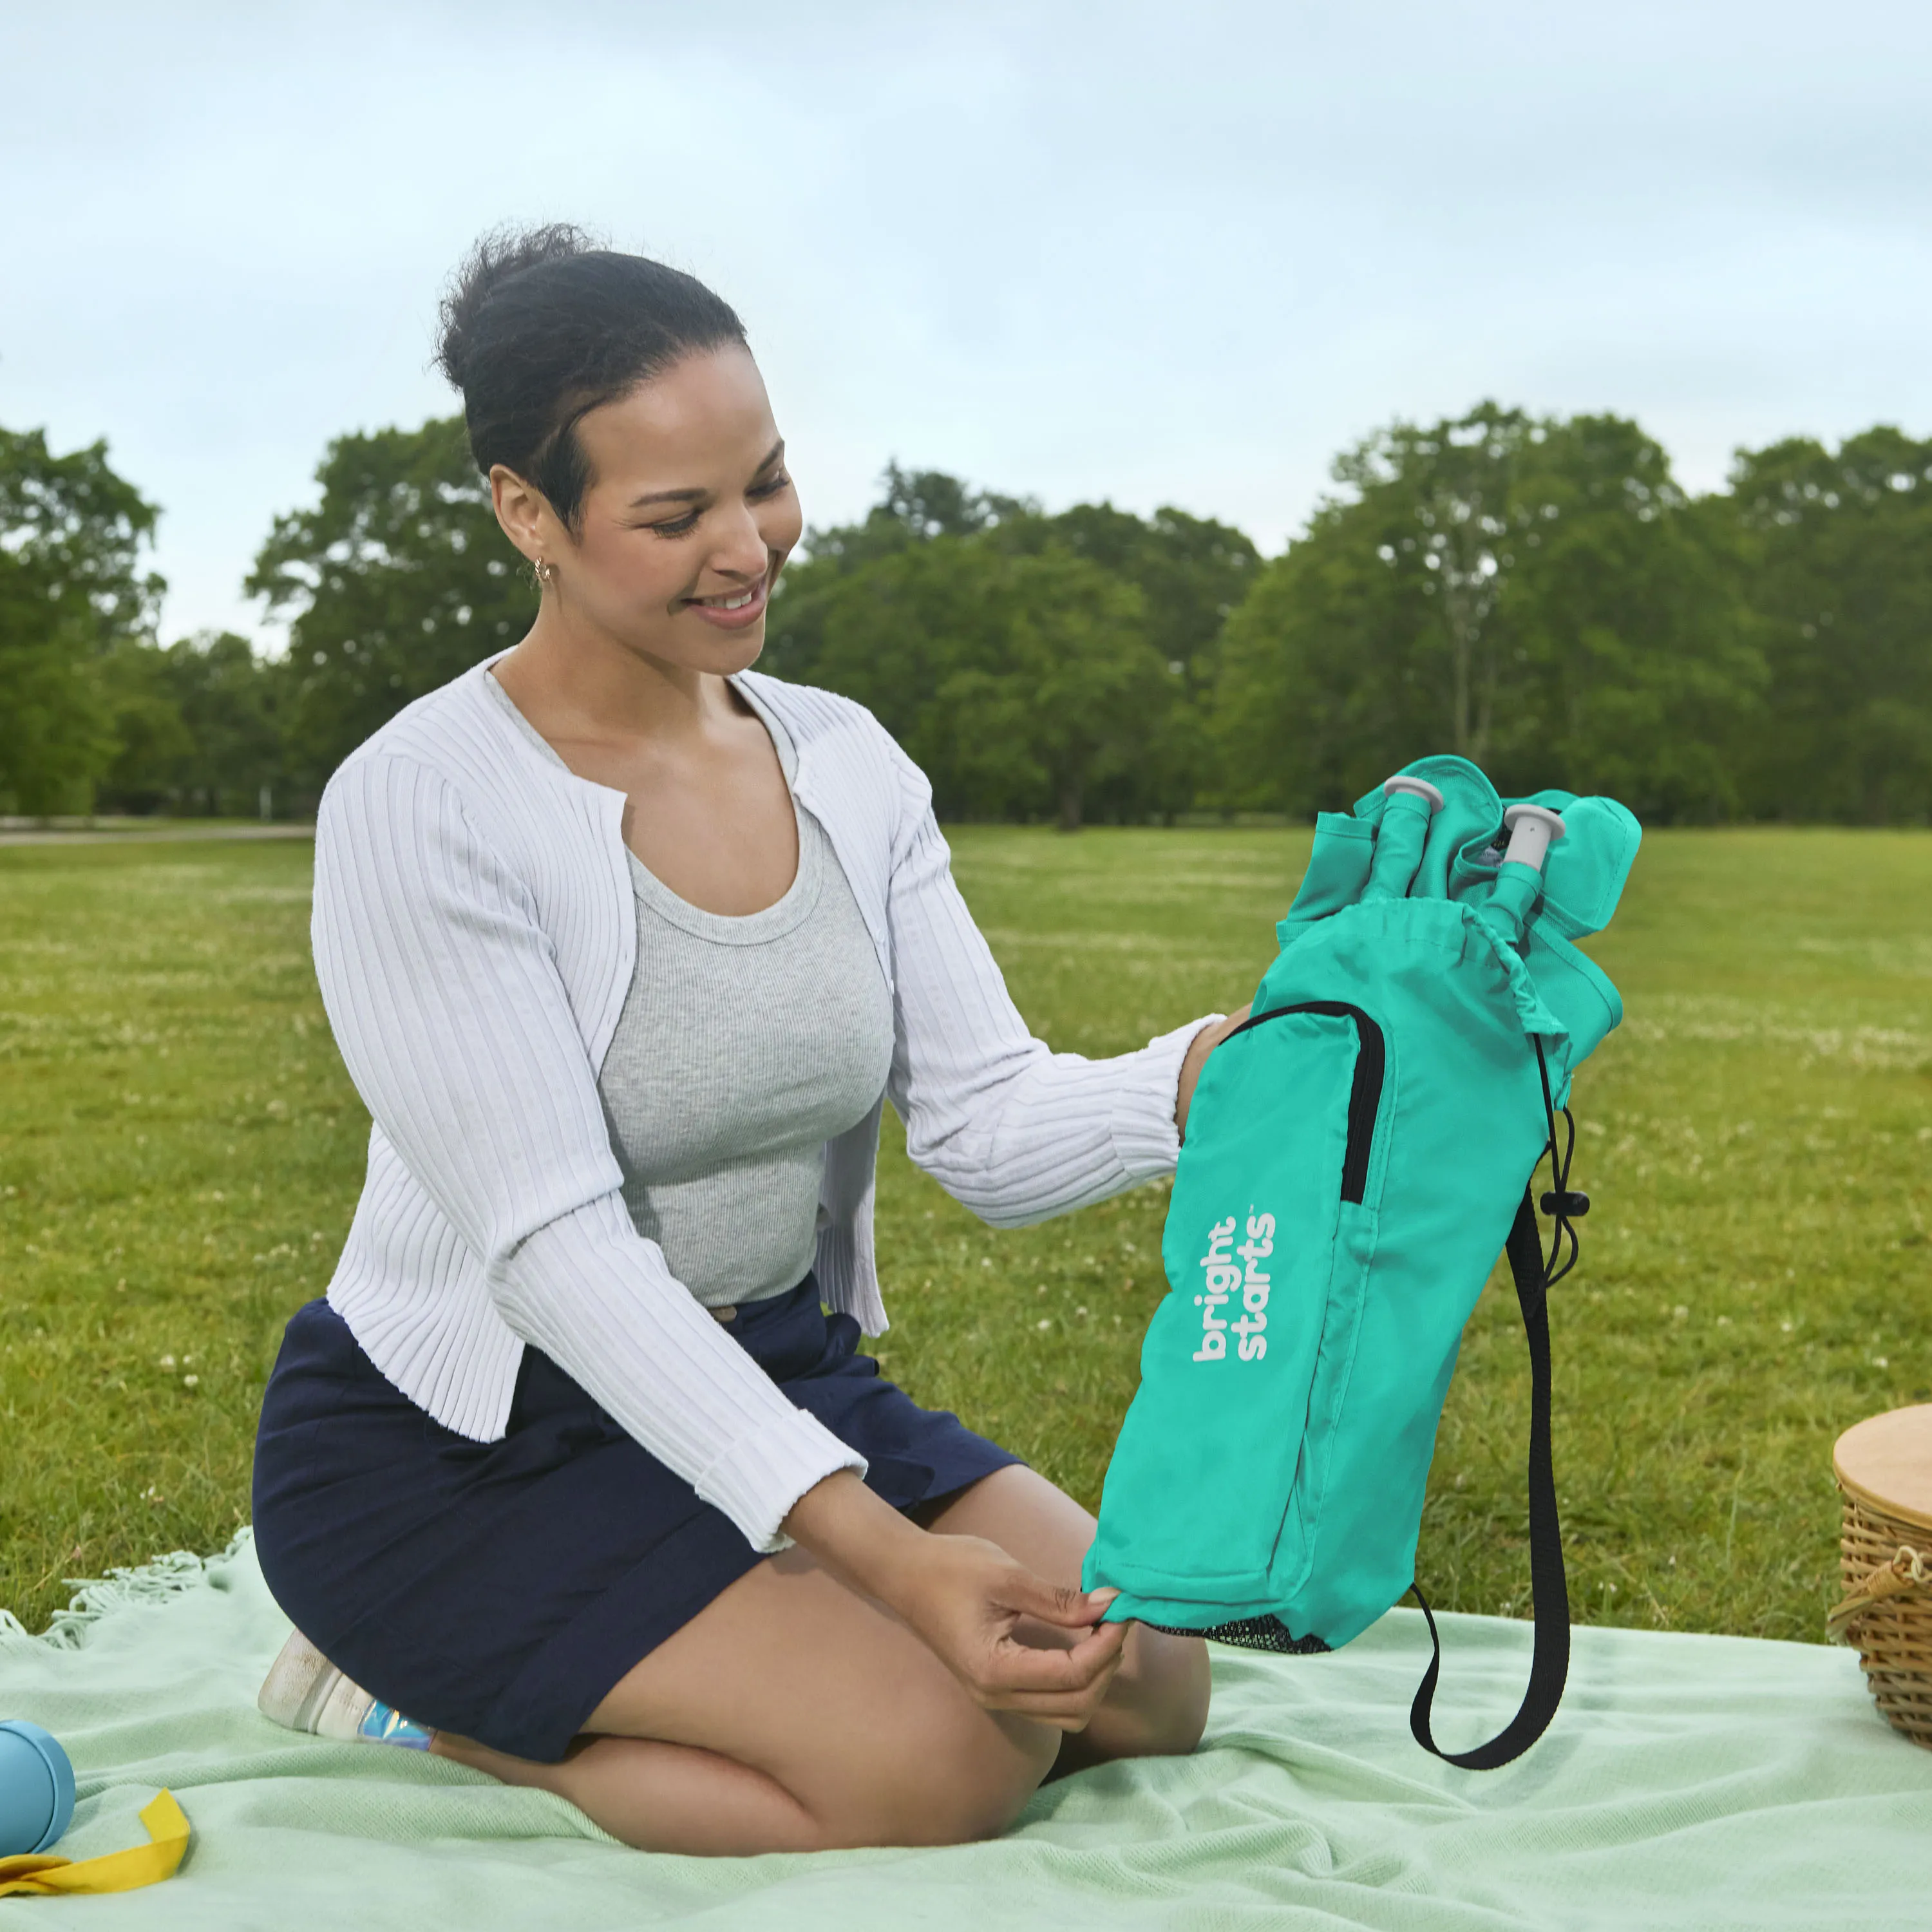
[[781, 1468, 1128, 1725], [781, 1468, 929, 1602]]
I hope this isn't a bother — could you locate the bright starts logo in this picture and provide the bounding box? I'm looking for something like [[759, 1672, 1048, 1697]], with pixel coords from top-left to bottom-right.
[[1191, 1210, 1274, 1362]]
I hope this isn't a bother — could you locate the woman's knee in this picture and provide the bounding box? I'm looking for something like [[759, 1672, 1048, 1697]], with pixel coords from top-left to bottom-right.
[[1070, 1627, 1210, 1769], [813, 1702, 1060, 1850], [1124, 1626, 1211, 1756], [575, 1548, 1066, 1850]]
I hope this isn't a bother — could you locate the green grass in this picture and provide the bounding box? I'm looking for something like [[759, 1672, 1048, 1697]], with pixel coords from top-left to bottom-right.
[[2, 828, 1928, 1642]]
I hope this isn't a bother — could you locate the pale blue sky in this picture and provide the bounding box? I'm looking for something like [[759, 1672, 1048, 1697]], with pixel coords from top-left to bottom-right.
[[3, 1, 1928, 645]]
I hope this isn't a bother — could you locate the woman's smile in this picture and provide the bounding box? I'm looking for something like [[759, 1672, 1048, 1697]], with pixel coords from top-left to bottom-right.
[[682, 569, 771, 630]]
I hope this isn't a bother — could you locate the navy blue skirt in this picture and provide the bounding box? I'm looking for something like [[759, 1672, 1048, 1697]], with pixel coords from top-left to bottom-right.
[[251, 1276, 1023, 1764]]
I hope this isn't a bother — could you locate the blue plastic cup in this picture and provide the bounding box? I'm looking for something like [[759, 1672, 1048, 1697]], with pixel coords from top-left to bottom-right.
[[0, 1719, 75, 1857]]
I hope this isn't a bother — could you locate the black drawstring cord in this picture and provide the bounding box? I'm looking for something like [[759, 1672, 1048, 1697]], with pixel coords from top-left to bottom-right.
[[1408, 1033, 1585, 1770], [1531, 1038, 1584, 1294]]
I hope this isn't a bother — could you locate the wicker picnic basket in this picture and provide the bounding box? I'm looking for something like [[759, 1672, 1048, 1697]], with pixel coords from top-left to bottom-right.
[[1829, 1403, 1932, 1748]]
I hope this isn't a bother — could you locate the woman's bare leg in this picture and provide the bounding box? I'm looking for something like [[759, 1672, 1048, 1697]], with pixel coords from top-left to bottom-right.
[[430, 1467, 1204, 1853], [431, 1730, 822, 1857], [433, 1539, 1061, 1855], [908, 1464, 1211, 1776]]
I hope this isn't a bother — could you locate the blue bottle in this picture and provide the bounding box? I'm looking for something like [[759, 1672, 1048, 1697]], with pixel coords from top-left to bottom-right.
[[0, 1720, 75, 1857]]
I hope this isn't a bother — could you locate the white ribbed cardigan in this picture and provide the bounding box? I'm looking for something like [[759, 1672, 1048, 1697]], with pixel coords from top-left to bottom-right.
[[312, 658, 1215, 1555]]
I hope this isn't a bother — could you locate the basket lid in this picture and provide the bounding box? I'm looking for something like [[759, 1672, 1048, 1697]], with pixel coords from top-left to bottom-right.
[[1833, 1403, 1932, 1532]]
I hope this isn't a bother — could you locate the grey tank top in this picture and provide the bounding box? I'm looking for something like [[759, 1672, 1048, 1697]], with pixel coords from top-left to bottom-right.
[[480, 671, 895, 1307]]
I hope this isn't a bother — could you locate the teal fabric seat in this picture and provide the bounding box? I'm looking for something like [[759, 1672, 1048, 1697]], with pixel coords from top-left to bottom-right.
[[1083, 755, 1641, 1766]]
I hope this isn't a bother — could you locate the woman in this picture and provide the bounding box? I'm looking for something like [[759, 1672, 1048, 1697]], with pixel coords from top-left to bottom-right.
[[252, 224, 1244, 1858]]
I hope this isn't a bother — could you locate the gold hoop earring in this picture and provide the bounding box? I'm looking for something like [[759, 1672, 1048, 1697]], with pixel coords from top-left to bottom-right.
[[532, 557, 555, 590]]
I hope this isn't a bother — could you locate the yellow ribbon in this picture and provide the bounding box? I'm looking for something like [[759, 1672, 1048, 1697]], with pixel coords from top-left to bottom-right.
[[0, 1790, 190, 1897]]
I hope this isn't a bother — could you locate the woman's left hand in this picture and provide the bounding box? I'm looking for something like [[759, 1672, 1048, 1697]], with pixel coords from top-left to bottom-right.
[[1175, 1005, 1249, 1142]]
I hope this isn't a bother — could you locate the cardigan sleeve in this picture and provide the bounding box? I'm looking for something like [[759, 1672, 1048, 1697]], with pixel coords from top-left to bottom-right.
[[876, 741, 1224, 1226], [310, 753, 864, 1554]]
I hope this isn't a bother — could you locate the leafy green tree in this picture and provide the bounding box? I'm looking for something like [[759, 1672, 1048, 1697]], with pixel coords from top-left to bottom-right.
[[769, 469, 1249, 819], [999, 502, 1261, 696], [97, 632, 287, 815], [798, 534, 1012, 761], [1213, 404, 1761, 820], [806, 535, 1179, 826], [992, 502, 1258, 822], [942, 549, 1175, 829], [95, 643, 194, 813], [762, 463, 1034, 685], [804, 462, 1035, 572], [0, 426, 163, 813], [1716, 428, 1932, 822], [1506, 415, 1764, 820], [248, 417, 535, 788]]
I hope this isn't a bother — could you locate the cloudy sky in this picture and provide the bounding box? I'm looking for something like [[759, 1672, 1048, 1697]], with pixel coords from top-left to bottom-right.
[[5, 1, 1928, 645]]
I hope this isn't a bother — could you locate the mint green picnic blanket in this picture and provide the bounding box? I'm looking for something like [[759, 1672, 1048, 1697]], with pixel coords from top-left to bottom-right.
[[3, 1533, 1927, 1929]]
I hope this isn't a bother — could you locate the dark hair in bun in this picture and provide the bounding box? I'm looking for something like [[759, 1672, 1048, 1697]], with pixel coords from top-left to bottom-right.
[[434, 223, 748, 531]]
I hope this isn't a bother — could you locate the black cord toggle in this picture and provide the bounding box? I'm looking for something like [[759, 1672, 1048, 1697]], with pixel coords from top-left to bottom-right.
[[1528, 1054, 1582, 1294]]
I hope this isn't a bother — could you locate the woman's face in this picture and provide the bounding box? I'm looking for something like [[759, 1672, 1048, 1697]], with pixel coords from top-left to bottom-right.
[[496, 342, 803, 677]]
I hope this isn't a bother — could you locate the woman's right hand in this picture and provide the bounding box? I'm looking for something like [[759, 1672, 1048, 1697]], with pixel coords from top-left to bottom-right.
[[883, 1530, 1128, 1730], [781, 1470, 1128, 1729]]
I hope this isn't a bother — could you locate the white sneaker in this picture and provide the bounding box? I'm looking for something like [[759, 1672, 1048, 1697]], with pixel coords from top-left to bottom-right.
[[257, 1629, 433, 1750]]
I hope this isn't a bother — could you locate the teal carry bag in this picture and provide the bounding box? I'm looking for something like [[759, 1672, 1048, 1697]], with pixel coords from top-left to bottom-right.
[[1081, 755, 1640, 1768]]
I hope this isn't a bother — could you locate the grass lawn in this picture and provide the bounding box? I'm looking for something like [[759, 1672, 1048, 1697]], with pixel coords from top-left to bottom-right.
[[1, 826, 1927, 1643]]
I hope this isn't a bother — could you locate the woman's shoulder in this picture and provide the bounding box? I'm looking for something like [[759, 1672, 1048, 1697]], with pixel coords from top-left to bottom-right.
[[329, 661, 497, 774], [312, 667, 624, 960], [736, 670, 883, 752], [321, 661, 567, 826], [737, 672, 930, 820]]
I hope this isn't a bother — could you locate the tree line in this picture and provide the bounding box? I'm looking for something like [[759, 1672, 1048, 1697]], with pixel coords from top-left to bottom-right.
[[3, 406, 1927, 826]]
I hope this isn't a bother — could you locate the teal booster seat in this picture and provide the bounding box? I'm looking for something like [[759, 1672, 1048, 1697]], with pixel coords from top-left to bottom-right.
[[1082, 755, 1641, 1768]]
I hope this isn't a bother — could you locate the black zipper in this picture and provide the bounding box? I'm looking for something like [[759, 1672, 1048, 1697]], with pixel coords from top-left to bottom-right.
[[1222, 1001, 1385, 1205]]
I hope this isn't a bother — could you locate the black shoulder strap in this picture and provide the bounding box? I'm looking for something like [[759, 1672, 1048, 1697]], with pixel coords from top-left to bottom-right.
[[1408, 1186, 1570, 1769]]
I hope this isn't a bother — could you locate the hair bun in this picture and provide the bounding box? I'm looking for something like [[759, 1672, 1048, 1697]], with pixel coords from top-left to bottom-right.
[[434, 222, 597, 391], [431, 223, 746, 529]]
